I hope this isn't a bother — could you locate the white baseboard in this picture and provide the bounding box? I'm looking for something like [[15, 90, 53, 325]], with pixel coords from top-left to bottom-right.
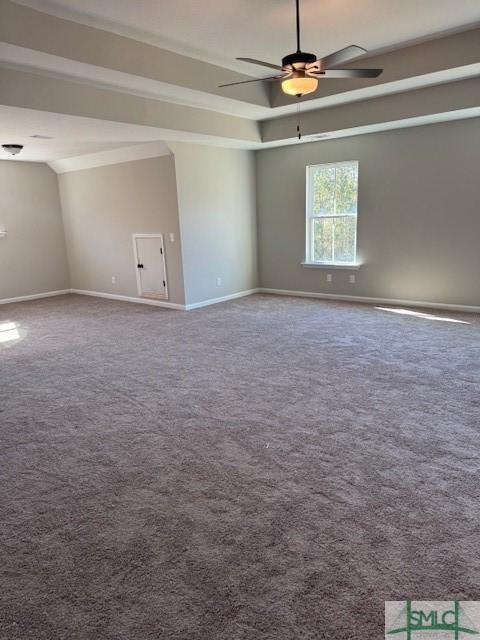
[[70, 289, 186, 310], [259, 288, 480, 314], [0, 289, 70, 305], [185, 288, 260, 310], [72, 288, 259, 311], [3, 286, 476, 315], [0, 287, 258, 311]]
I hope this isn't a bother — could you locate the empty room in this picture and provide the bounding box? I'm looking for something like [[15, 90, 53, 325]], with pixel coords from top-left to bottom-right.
[[1, 0, 480, 638]]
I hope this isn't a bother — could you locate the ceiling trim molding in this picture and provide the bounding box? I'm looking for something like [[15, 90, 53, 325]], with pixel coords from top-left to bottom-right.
[[0, 66, 262, 144], [3, 2, 479, 122], [48, 141, 171, 174], [0, 0, 270, 108], [0, 44, 268, 120], [266, 63, 480, 120], [259, 108, 480, 149], [262, 77, 480, 143], [271, 26, 480, 108]]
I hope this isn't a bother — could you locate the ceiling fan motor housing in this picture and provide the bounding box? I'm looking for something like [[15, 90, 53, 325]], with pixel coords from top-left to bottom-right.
[[282, 51, 317, 69]]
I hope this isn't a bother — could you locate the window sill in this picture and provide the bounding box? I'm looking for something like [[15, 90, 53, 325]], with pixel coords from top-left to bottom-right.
[[301, 262, 361, 270]]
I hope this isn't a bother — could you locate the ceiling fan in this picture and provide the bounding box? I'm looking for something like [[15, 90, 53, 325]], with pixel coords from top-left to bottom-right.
[[219, 0, 383, 97]]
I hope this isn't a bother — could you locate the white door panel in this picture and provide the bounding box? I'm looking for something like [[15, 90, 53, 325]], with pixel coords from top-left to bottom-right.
[[134, 235, 168, 299]]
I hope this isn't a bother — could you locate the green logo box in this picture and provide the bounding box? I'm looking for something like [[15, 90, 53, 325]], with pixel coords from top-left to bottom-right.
[[385, 601, 480, 640]]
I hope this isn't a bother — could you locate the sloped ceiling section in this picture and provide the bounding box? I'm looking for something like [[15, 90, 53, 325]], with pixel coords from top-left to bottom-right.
[[0, 0, 478, 161]]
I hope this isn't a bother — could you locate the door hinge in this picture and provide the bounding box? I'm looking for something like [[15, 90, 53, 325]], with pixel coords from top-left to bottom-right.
[[160, 247, 163, 255], [163, 280, 166, 287]]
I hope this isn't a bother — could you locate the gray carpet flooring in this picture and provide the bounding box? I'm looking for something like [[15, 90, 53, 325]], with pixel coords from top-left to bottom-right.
[[1, 293, 479, 639]]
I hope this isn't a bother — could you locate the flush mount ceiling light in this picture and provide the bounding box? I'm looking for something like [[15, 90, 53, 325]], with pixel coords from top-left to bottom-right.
[[219, 0, 383, 97], [2, 144, 24, 156]]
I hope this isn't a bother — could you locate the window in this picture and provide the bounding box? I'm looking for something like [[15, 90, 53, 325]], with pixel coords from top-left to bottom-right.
[[306, 161, 358, 265]]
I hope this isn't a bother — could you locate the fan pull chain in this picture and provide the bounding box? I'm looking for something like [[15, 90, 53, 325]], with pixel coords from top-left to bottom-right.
[[296, 99, 302, 140]]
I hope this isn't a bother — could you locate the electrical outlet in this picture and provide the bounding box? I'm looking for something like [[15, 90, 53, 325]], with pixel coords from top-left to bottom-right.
[[111, 276, 116, 284], [326, 273, 332, 282], [216, 277, 222, 287], [349, 274, 356, 284]]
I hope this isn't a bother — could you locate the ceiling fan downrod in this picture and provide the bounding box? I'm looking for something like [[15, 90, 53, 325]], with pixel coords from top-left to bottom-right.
[[218, 0, 384, 114], [295, 0, 301, 52], [282, 0, 317, 72]]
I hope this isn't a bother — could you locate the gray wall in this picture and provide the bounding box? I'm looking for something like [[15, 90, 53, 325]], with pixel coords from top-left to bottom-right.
[[58, 155, 185, 305], [256, 118, 480, 307], [171, 143, 258, 305], [0, 160, 69, 300]]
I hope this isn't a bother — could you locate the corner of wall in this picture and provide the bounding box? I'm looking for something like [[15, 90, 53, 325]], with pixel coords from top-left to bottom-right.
[[170, 142, 259, 306]]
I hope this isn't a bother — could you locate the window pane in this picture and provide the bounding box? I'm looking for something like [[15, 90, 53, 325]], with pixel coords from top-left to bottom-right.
[[307, 162, 358, 265], [333, 216, 356, 263], [313, 217, 334, 262], [335, 165, 358, 214], [312, 166, 335, 215]]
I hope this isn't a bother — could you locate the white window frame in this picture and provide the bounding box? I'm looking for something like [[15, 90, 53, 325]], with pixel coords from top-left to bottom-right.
[[305, 161, 359, 266]]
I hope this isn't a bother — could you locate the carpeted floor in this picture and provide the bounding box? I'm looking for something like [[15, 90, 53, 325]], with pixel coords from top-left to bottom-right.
[[1, 293, 479, 639]]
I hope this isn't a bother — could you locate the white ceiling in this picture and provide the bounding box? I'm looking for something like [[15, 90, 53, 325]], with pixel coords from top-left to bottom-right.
[[0, 106, 162, 162], [0, 105, 257, 167], [2, 2, 479, 165], [15, 0, 480, 72]]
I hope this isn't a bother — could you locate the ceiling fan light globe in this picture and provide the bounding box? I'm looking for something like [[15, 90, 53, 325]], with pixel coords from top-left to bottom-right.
[[281, 74, 318, 97]]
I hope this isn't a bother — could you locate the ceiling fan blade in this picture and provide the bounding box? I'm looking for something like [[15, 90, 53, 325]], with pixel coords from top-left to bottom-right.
[[219, 75, 284, 88], [314, 45, 367, 70], [236, 57, 283, 71], [309, 68, 383, 78]]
